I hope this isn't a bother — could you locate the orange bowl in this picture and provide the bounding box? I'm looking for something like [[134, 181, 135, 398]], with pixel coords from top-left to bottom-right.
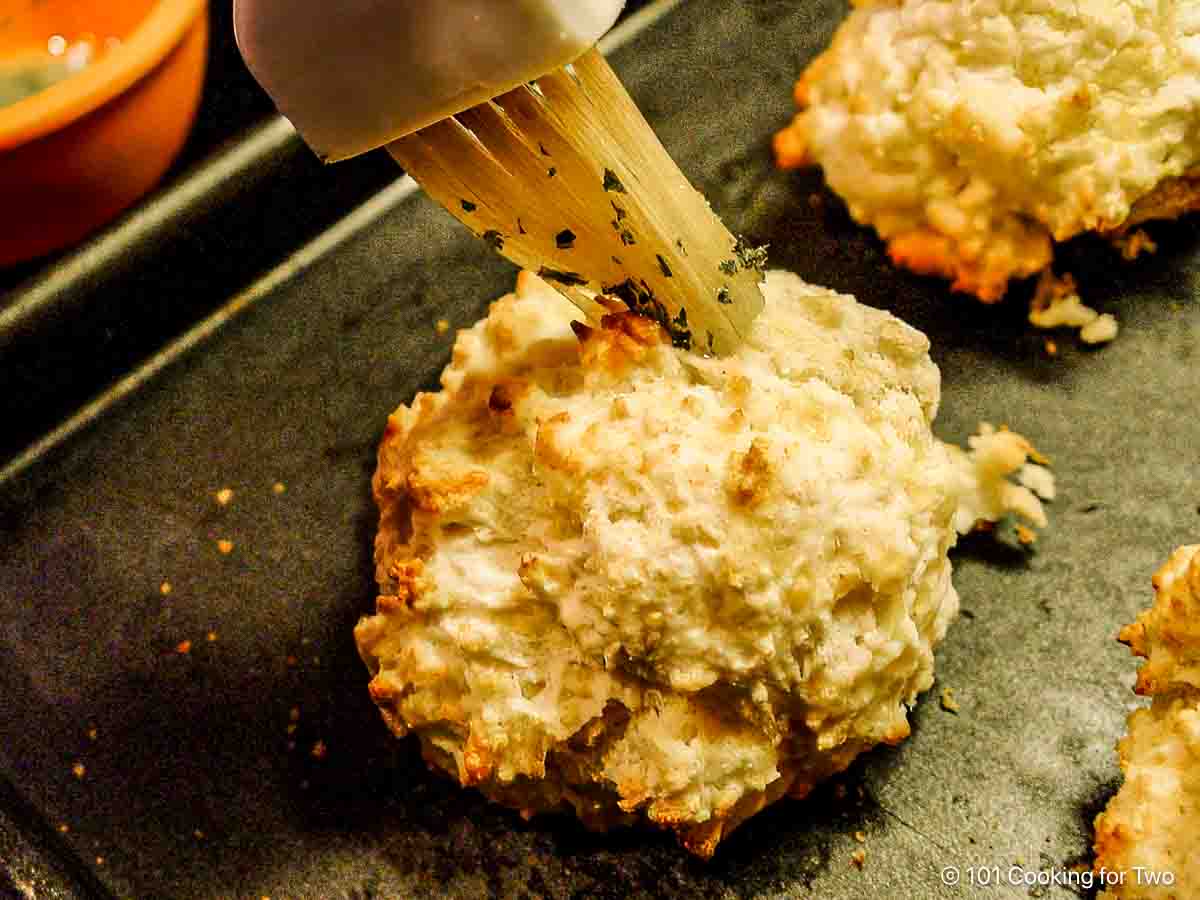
[[0, 0, 208, 267]]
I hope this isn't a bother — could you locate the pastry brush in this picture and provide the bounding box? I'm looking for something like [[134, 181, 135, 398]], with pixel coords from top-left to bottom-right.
[[234, 0, 764, 353]]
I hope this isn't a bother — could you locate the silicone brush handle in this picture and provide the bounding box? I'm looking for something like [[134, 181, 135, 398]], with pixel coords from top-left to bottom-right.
[[234, 0, 625, 162]]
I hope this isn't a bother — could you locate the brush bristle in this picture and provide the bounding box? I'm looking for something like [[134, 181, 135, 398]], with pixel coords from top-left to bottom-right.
[[387, 49, 764, 355]]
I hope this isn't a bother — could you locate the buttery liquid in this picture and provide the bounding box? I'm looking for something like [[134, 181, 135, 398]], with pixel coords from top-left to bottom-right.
[[0, 37, 103, 109]]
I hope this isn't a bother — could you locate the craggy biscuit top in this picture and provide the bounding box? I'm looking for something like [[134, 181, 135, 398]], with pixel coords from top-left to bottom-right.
[[777, 0, 1200, 303], [356, 270, 1049, 856], [1094, 546, 1200, 899], [1121, 544, 1200, 696]]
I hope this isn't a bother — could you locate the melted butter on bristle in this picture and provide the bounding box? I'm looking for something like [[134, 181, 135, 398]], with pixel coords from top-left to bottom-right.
[[387, 49, 765, 355]]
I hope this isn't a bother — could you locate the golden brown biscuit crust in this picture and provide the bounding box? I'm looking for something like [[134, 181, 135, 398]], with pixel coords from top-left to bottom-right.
[[1093, 546, 1200, 898], [357, 271, 1051, 857], [776, 0, 1200, 308]]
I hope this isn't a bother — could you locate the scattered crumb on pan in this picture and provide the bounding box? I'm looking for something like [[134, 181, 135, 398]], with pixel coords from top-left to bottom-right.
[[1111, 229, 1158, 262], [1029, 273, 1119, 346]]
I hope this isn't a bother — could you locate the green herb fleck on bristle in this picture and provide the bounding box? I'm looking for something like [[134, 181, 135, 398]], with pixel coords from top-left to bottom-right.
[[610, 210, 627, 234], [602, 169, 627, 193], [670, 325, 693, 350], [602, 278, 692, 350], [717, 287, 732, 305], [657, 255, 673, 277], [619, 230, 637, 246], [548, 167, 557, 178], [538, 267, 588, 287], [461, 199, 477, 213], [482, 230, 504, 251], [611, 202, 627, 222], [556, 229, 577, 250], [669, 310, 692, 349], [719, 259, 738, 276], [734, 235, 769, 272]]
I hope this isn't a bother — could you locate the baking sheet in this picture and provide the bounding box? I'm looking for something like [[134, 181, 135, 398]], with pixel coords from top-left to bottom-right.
[[3, 1, 1199, 897], [0, 118, 397, 469]]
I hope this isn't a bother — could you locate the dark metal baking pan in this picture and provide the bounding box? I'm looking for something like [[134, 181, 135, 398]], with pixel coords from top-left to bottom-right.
[[0, 119, 398, 469], [3, 1, 1200, 897]]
